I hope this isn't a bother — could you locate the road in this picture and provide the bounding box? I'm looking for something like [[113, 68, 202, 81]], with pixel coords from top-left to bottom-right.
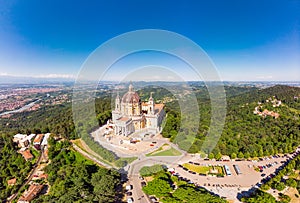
[[126, 154, 185, 203], [8, 147, 44, 203], [125, 148, 298, 203]]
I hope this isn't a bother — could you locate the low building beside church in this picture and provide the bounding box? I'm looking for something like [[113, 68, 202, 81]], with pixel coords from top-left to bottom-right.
[[112, 84, 165, 136]]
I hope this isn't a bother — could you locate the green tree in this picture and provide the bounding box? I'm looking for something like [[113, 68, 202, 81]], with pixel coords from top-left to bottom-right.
[[286, 178, 297, 188], [274, 182, 285, 191], [238, 152, 244, 159], [208, 153, 215, 160], [215, 152, 222, 160], [230, 153, 237, 159], [244, 152, 250, 159], [142, 178, 172, 198]]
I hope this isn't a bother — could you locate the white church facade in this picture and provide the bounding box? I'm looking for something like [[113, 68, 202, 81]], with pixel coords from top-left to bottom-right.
[[112, 84, 165, 136]]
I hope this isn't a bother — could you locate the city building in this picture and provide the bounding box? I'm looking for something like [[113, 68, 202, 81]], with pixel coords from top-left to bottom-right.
[[112, 84, 165, 136]]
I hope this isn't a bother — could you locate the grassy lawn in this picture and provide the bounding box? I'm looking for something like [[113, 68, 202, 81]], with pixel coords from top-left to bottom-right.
[[147, 145, 182, 157], [72, 139, 138, 168], [71, 139, 113, 167], [183, 163, 225, 176], [118, 157, 137, 164], [183, 163, 210, 174], [72, 139, 88, 153]]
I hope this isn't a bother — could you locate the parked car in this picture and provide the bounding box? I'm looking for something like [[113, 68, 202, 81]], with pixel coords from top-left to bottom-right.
[[127, 197, 134, 203], [126, 185, 133, 190], [149, 196, 157, 202]]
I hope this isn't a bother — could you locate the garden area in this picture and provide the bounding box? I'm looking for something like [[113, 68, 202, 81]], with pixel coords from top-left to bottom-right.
[[146, 144, 182, 157], [182, 163, 225, 176], [141, 167, 227, 203]]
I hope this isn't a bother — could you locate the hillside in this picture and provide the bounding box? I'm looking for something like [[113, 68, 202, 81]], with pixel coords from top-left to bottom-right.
[[1, 85, 299, 160], [162, 85, 300, 157]]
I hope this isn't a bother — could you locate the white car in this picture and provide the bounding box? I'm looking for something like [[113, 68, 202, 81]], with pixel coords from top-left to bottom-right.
[[126, 185, 133, 190], [127, 197, 134, 203]]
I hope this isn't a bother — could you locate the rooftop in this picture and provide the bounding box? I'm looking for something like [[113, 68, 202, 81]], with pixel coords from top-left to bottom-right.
[[20, 149, 34, 161], [117, 117, 132, 122], [33, 134, 44, 144], [13, 133, 27, 140], [154, 103, 164, 114], [18, 184, 44, 202], [7, 178, 17, 185]]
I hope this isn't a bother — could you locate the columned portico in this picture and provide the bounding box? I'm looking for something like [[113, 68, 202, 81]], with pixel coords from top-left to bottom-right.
[[115, 116, 134, 136]]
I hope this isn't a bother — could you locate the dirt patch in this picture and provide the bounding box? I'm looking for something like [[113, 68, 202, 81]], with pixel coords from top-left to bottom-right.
[[144, 176, 154, 182], [285, 187, 300, 203]]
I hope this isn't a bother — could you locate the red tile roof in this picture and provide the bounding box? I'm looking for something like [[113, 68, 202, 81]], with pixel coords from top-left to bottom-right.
[[18, 184, 44, 202], [33, 134, 44, 144], [20, 149, 34, 161], [117, 117, 131, 122], [7, 178, 16, 185]]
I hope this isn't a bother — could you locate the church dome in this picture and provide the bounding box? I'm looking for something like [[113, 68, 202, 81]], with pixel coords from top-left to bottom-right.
[[121, 84, 140, 104], [122, 91, 140, 103]]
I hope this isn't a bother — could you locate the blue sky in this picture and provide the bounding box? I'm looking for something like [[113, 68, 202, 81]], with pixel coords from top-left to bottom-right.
[[0, 0, 299, 81]]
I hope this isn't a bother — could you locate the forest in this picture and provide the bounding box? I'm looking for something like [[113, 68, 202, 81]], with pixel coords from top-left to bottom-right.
[[0, 84, 299, 201], [161, 85, 300, 157], [0, 134, 32, 200], [32, 137, 122, 202], [141, 167, 226, 203]]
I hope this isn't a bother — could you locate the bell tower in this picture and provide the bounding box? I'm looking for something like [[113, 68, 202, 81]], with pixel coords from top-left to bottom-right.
[[148, 92, 155, 114]]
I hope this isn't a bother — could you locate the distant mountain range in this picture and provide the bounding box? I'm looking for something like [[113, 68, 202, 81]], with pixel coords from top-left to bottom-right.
[[0, 75, 75, 84], [0, 75, 300, 87]]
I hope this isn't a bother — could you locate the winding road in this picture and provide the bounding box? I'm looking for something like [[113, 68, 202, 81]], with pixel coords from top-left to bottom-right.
[[8, 146, 44, 203]]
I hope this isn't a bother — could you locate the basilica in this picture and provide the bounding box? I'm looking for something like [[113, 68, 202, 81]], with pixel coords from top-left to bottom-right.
[[112, 84, 165, 136]]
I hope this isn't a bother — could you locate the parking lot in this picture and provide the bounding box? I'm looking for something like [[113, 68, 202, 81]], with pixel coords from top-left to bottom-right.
[[174, 155, 290, 202]]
